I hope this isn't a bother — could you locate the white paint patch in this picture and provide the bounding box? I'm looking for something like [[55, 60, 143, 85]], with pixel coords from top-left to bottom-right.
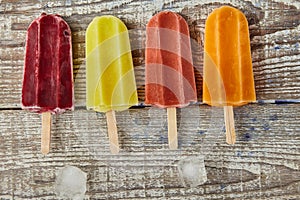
[[244, 0, 300, 9], [65, 0, 72, 6], [270, 0, 300, 9], [283, 160, 299, 170], [153, 0, 164, 11], [226, 161, 261, 175]]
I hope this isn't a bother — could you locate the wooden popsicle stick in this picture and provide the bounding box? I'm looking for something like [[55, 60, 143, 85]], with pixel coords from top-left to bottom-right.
[[105, 110, 120, 154], [224, 106, 236, 144], [41, 112, 51, 155], [167, 107, 178, 150]]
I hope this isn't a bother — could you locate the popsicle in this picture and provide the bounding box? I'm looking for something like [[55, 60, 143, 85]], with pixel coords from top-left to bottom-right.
[[86, 16, 138, 154], [203, 6, 256, 144], [145, 11, 197, 149], [22, 13, 74, 154]]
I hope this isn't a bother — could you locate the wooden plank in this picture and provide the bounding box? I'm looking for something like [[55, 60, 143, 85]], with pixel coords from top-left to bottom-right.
[[0, 104, 299, 199], [1, 0, 300, 199], [0, 0, 300, 108]]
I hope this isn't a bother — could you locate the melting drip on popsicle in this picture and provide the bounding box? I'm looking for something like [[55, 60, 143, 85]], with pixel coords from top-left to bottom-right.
[[22, 13, 74, 154], [86, 16, 138, 154], [145, 11, 197, 149], [203, 6, 256, 144]]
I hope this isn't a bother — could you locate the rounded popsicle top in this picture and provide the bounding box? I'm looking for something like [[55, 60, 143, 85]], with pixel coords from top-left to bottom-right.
[[203, 6, 256, 107], [27, 13, 71, 33], [86, 15, 128, 41], [205, 6, 249, 28], [85, 15, 131, 66], [147, 11, 189, 35]]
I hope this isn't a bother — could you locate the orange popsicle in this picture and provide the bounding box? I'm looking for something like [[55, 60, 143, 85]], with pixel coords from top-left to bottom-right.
[[203, 6, 256, 144]]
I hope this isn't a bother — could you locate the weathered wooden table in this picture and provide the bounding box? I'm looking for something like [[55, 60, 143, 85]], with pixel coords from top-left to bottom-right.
[[1, 0, 299, 199]]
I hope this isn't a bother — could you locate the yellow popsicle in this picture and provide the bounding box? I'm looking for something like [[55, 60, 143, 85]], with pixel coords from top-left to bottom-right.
[[86, 16, 138, 154], [86, 16, 138, 112]]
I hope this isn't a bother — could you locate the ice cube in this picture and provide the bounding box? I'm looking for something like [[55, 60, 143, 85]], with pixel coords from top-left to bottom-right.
[[178, 156, 207, 187], [55, 165, 87, 200]]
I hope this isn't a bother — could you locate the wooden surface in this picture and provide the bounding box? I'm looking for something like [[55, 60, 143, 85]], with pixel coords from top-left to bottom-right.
[[0, 0, 299, 199]]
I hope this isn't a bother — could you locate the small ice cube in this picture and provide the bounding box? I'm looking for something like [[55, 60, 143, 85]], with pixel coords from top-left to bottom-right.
[[178, 156, 207, 187], [55, 165, 87, 200]]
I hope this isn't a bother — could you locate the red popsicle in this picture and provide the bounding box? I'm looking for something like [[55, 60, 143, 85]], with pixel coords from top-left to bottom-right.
[[22, 13, 73, 154], [145, 11, 197, 149]]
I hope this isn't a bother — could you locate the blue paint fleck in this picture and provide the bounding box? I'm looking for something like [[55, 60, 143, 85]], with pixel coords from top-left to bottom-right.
[[248, 151, 255, 156], [249, 127, 255, 131], [257, 100, 265, 105], [263, 124, 270, 131], [222, 126, 226, 132], [243, 133, 252, 141], [163, 125, 168, 131], [236, 151, 242, 157], [269, 114, 278, 121], [160, 135, 167, 142], [274, 46, 281, 50], [178, 140, 182, 148], [197, 130, 206, 135], [251, 118, 257, 122], [275, 99, 300, 104], [220, 184, 226, 190]]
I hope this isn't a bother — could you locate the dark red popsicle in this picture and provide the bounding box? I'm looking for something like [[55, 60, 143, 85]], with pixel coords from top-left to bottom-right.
[[21, 13, 73, 154], [22, 13, 73, 113]]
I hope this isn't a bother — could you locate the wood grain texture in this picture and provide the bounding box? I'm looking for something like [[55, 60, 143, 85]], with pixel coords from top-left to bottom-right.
[[0, 0, 300, 199], [0, 104, 299, 199]]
